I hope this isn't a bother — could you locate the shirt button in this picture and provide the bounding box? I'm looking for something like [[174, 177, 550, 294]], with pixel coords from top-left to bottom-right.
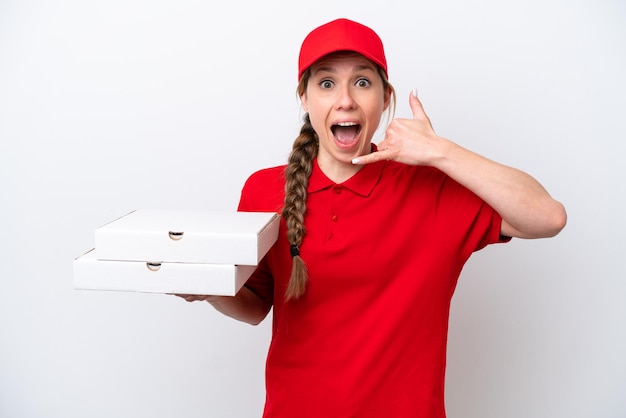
[[332, 215, 338, 222], [333, 185, 343, 194]]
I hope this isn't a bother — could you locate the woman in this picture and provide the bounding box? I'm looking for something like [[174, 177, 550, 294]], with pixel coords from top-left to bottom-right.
[[183, 18, 566, 417]]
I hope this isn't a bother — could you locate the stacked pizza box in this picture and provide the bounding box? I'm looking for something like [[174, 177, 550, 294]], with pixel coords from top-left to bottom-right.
[[74, 209, 280, 296]]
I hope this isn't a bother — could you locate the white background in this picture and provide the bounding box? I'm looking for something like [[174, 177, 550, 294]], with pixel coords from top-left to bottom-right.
[[1, 0, 624, 417]]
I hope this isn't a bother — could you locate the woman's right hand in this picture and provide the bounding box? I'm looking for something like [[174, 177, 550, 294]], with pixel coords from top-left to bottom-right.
[[172, 294, 223, 303]]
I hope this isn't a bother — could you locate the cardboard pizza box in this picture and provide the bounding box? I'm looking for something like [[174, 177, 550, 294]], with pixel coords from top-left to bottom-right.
[[74, 249, 256, 296], [94, 209, 280, 265]]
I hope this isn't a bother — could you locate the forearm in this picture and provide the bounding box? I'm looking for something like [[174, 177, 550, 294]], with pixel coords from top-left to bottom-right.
[[209, 286, 272, 325], [434, 138, 566, 239], [180, 286, 272, 325], [355, 93, 566, 238]]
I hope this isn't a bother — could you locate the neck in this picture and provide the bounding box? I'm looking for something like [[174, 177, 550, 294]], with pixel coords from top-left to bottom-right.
[[316, 156, 363, 184]]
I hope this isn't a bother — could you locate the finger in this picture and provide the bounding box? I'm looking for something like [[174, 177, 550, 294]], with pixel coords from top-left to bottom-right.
[[409, 88, 428, 121], [352, 150, 388, 165]]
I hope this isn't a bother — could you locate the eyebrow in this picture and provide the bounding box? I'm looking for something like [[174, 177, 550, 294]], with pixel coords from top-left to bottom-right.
[[313, 63, 377, 75]]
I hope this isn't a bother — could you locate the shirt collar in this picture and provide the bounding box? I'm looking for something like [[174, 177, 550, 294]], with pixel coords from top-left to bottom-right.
[[307, 146, 386, 197]]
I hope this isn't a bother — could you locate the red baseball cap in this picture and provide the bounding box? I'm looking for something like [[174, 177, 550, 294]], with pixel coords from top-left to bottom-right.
[[298, 18, 388, 80]]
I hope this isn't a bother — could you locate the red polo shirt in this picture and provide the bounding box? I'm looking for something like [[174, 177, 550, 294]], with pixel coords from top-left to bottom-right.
[[238, 157, 508, 418]]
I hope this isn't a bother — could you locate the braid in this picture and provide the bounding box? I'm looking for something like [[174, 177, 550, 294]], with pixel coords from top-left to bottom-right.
[[282, 114, 318, 300]]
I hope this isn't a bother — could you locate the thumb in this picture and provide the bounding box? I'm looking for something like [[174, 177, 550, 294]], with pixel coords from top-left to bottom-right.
[[409, 88, 428, 120]]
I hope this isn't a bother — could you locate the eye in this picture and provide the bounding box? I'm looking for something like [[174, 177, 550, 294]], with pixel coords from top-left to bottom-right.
[[356, 78, 371, 88], [320, 79, 334, 89]]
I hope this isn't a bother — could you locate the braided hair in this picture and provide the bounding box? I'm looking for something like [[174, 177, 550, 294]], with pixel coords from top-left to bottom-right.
[[282, 112, 318, 300]]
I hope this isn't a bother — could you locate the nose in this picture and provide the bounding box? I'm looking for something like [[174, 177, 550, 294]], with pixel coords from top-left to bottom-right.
[[335, 85, 357, 110]]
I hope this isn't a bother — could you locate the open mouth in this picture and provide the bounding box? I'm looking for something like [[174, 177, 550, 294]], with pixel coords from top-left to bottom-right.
[[331, 122, 362, 145]]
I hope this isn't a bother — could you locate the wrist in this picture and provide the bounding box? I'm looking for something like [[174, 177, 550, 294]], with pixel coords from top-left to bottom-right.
[[429, 136, 455, 168]]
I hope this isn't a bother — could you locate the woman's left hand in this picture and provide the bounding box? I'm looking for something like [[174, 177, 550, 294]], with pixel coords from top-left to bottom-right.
[[352, 90, 449, 167]]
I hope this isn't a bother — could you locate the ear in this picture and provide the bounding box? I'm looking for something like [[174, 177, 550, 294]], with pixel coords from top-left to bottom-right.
[[382, 85, 392, 112], [301, 92, 309, 112]]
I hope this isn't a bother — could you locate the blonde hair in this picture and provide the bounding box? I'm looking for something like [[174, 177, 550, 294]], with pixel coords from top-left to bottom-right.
[[282, 61, 395, 301]]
